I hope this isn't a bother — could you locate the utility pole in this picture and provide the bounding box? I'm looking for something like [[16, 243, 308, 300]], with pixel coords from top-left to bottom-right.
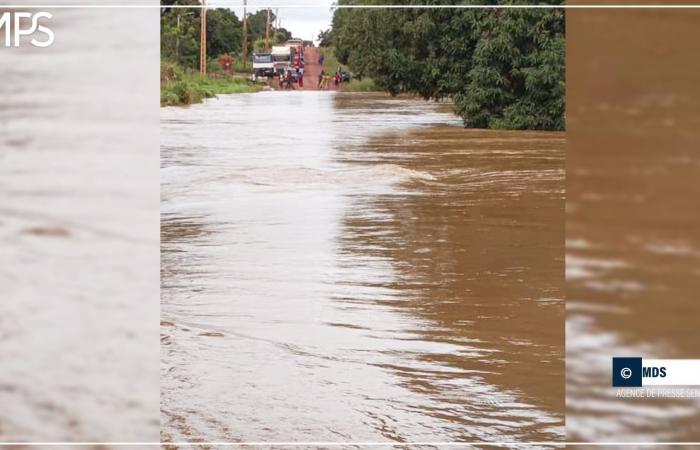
[[242, 0, 248, 68], [264, 8, 270, 51], [176, 13, 181, 65], [199, 0, 207, 74]]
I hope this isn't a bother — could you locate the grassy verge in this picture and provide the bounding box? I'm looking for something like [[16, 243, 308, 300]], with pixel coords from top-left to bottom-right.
[[161, 61, 261, 107], [317, 48, 381, 92], [341, 78, 379, 92], [318, 47, 341, 73]]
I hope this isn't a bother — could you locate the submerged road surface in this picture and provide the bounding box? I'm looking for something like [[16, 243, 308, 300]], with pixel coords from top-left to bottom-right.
[[160, 91, 565, 443]]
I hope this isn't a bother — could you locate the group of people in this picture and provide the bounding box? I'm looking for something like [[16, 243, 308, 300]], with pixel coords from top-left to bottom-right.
[[250, 53, 344, 91], [278, 67, 304, 90], [317, 69, 343, 90], [280, 54, 306, 89], [316, 55, 344, 89]]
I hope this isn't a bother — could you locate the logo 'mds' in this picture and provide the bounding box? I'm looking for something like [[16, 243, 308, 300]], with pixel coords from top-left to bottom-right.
[[642, 366, 667, 378]]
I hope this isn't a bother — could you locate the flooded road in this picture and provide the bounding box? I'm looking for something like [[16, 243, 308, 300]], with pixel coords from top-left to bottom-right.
[[161, 92, 565, 443]]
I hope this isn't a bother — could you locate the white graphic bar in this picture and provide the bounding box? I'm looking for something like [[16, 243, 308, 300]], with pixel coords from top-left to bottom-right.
[[644, 359, 700, 386]]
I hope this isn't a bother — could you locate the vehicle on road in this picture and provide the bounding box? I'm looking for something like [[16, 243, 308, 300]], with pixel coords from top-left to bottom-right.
[[252, 53, 275, 77], [272, 45, 293, 72], [285, 39, 304, 66]]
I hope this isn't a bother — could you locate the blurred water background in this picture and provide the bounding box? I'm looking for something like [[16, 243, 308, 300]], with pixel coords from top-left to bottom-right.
[[567, 8, 700, 442], [0, 1, 160, 442]]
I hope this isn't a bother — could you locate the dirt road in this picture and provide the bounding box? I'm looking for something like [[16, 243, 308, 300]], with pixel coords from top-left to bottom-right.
[[300, 46, 336, 91]]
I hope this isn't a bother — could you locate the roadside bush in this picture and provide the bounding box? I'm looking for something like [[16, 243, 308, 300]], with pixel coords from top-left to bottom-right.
[[161, 90, 181, 107], [207, 59, 224, 75], [232, 60, 253, 74], [161, 60, 184, 84], [170, 80, 205, 105]]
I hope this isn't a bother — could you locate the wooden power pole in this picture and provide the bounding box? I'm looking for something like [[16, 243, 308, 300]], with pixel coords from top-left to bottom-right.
[[265, 8, 270, 51], [242, 0, 248, 68], [199, 0, 207, 74]]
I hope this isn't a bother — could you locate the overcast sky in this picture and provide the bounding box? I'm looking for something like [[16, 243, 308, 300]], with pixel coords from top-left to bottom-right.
[[223, 0, 335, 44]]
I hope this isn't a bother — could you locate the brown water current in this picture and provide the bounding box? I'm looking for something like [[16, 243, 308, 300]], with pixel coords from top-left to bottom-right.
[[161, 92, 565, 443]]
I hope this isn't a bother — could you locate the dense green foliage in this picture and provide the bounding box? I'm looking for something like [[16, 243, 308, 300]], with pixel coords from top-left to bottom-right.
[[317, 28, 332, 47], [161, 1, 293, 70], [330, 1, 565, 130]]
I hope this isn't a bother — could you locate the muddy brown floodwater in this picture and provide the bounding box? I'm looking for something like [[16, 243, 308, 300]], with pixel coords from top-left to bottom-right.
[[160, 91, 565, 443]]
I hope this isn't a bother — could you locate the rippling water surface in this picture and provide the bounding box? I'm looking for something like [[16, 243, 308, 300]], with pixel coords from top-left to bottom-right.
[[161, 92, 565, 442]]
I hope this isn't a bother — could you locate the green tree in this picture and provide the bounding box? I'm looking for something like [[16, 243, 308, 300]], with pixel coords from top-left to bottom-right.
[[275, 27, 292, 43], [455, 8, 565, 129], [206, 8, 243, 58], [317, 28, 332, 47], [161, 0, 201, 69], [330, 0, 565, 131]]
